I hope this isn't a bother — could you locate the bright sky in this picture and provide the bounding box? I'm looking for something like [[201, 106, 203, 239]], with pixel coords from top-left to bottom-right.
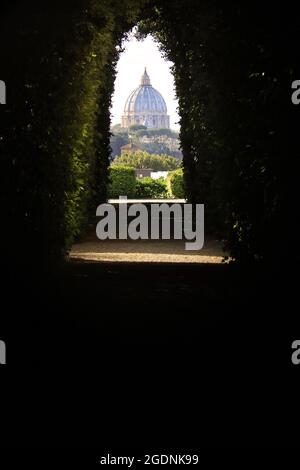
[[110, 33, 180, 130]]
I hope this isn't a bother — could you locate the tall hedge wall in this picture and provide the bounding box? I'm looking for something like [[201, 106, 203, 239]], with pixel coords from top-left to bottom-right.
[[138, 0, 299, 262], [0, 0, 146, 273]]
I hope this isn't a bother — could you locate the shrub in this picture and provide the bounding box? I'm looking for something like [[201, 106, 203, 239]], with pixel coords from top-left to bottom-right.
[[108, 166, 136, 198], [135, 177, 168, 199], [167, 169, 185, 198]]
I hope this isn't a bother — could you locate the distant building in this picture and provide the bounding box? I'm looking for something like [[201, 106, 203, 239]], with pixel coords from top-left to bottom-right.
[[135, 170, 169, 180], [120, 142, 141, 155], [135, 169, 153, 179], [151, 171, 168, 180], [139, 134, 181, 152], [121, 68, 170, 129]]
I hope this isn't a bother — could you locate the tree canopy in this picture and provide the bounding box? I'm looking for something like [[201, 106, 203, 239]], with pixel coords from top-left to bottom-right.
[[112, 151, 181, 171]]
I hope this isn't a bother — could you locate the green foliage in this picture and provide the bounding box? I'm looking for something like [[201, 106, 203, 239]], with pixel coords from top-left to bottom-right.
[[138, 141, 181, 158], [137, 0, 289, 262], [108, 166, 136, 198], [136, 128, 177, 138], [110, 125, 181, 157], [135, 177, 168, 198], [110, 133, 129, 157], [112, 151, 181, 171], [167, 169, 185, 198], [0, 0, 146, 270], [129, 124, 147, 132]]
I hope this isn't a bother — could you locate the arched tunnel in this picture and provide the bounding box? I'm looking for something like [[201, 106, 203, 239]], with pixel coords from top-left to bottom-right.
[[0, 0, 299, 451]]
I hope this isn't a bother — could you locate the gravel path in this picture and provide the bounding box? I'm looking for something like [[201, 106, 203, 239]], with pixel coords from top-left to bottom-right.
[[69, 235, 227, 264]]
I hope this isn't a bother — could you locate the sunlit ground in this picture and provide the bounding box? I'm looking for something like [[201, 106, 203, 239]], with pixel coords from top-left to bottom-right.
[[69, 236, 228, 264]]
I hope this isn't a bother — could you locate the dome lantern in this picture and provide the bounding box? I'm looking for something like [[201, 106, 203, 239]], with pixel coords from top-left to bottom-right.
[[141, 67, 151, 86]]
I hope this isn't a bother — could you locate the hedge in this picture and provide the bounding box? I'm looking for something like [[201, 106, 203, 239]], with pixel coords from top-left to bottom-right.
[[167, 169, 185, 198], [0, 0, 146, 272], [135, 177, 168, 198], [108, 166, 136, 198]]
